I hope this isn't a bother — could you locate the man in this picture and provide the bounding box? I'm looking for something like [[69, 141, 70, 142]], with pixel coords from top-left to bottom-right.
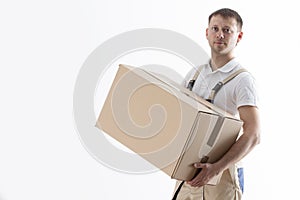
[[173, 8, 261, 199]]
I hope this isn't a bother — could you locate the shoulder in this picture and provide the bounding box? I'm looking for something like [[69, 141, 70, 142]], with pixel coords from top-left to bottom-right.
[[226, 61, 256, 85], [184, 64, 209, 80], [233, 68, 259, 108], [233, 67, 257, 89]]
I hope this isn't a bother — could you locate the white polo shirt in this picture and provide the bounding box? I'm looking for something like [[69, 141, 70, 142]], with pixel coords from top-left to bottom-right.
[[183, 58, 259, 117]]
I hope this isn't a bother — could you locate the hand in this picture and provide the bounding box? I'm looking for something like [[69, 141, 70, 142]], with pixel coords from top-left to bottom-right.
[[186, 162, 218, 187]]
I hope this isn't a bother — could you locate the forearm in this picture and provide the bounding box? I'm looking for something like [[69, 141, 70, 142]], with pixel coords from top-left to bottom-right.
[[214, 132, 260, 172]]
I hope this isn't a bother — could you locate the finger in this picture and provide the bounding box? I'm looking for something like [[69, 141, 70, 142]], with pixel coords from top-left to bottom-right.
[[194, 162, 205, 168], [186, 180, 197, 186], [187, 174, 203, 186], [186, 177, 197, 185], [188, 179, 204, 187]]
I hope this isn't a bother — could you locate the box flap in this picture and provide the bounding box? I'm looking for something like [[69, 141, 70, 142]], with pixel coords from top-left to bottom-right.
[[171, 112, 219, 181]]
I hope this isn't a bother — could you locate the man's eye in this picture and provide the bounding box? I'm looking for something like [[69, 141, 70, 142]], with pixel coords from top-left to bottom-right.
[[223, 28, 231, 33], [211, 27, 218, 32]]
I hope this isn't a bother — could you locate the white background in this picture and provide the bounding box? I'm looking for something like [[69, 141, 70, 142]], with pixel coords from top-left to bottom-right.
[[1, 0, 299, 199]]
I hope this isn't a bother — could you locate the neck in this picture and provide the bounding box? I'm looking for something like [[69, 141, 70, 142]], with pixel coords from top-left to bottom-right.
[[210, 52, 235, 71]]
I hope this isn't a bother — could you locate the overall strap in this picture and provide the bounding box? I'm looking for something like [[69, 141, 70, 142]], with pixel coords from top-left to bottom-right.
[[207, 68, 247, 103], [187, 65, 205, 91]]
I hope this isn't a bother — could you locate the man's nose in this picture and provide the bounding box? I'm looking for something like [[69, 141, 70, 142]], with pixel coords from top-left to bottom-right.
[[216, 31, 225, 39]]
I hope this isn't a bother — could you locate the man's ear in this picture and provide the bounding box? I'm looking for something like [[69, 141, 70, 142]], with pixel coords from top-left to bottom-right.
[[206, 28, 209, 39], [236, 31, 243, 44]]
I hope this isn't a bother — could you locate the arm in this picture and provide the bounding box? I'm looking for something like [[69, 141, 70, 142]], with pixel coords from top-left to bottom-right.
[[187, 105, 261, 187]]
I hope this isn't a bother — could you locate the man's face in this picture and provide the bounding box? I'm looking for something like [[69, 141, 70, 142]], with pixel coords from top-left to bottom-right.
[[206, 15, 243, 55]]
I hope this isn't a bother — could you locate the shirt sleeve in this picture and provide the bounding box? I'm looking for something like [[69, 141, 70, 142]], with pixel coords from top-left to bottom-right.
[[234, 74, 259, 108]]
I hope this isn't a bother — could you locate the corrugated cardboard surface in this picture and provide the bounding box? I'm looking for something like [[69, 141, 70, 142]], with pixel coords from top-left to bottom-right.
[[96, 64, 243, 183]]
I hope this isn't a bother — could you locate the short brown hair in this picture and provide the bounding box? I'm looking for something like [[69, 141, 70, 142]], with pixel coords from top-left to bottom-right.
[[209, 8, 243, 31]]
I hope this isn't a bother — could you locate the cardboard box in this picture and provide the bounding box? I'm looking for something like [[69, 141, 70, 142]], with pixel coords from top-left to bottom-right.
[[96, 64, 243, 184]]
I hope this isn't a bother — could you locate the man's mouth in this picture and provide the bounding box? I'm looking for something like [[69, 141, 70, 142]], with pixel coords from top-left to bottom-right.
[[214, 41, 225, 45]]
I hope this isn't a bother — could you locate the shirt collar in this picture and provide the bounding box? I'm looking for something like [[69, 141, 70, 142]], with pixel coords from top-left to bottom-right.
[[207, 58, 240, 73]]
